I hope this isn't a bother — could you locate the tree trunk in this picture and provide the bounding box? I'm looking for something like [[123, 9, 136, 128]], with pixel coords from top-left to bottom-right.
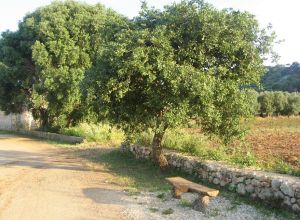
[[40, 109, 49, 131], [152, 131, 168, 169]]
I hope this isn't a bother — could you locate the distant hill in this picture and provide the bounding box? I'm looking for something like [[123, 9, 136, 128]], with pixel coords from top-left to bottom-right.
[[262, 62, 300, 92]]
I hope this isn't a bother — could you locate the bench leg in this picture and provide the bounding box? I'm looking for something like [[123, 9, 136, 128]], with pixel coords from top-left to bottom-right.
[[192, 195, 210, 212], [172, 187, 184, 199]]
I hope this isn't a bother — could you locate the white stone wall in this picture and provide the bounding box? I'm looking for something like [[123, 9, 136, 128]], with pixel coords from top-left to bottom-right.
[[0, 111, 38, 131], [121, 143, 300, 213]]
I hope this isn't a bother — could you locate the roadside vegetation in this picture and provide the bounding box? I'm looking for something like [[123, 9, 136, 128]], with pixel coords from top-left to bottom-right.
[[58, 116, 300, 177], [61, 123, 124, 146]]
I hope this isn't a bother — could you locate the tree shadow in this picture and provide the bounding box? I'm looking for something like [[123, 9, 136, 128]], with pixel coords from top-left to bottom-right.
[[0, 149, 87, 171], [74, 147, 190, 191], [82, 187, 129, 205]]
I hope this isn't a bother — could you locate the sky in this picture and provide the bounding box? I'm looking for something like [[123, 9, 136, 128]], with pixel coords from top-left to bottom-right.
[[0, 0, 299, 65]]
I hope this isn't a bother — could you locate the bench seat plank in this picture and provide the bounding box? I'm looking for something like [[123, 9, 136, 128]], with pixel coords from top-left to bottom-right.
[[166, 177, 219, 197]]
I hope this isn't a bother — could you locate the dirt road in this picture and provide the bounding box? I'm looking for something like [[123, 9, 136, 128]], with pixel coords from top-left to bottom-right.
[[0, 134, 129, 220]]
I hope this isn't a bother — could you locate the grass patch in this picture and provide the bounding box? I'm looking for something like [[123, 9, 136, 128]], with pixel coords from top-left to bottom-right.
[[157, 192, 167, 200], [162, 208, 174, 215], [61, 123, 124, 146], [0, 130, 10, 134], [46, 140, 76, 149], [149, 207, 159, 213], [179, 199, 192, 208], [260, 158, 300, 177]]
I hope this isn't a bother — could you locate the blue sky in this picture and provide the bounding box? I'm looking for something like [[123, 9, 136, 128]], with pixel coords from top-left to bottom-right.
[[1, 0, 299, 65]]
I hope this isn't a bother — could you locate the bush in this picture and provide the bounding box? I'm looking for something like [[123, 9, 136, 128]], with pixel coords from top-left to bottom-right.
[[61, 123, 124, 145]]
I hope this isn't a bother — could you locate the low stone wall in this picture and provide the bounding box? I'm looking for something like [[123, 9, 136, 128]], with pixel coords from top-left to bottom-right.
[[121, 143, 300, 213], [0, 111, 38, 130], [19, 130, 84, 144]]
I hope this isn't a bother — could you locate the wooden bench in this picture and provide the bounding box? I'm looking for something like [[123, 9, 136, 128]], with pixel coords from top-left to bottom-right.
[[166, 177, 219, 212]]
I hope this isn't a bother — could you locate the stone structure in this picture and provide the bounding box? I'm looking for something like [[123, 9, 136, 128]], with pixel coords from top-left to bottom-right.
[[121, 143, 300, 213], [0, 111, 38, 131], [19, 130, 84, 144]]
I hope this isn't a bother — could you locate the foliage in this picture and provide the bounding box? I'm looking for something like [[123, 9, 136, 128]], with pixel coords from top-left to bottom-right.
[[61, 122, 124, 145], [256, 91, 300, 116], [133, 128, 257, 167], [83, 0, 276, 166], [262, 62, 300, 92], [0, 1, 127, 129]]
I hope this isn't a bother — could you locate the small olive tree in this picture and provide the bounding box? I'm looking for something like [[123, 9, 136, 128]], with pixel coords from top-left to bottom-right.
[[84, 1, 276, 167]]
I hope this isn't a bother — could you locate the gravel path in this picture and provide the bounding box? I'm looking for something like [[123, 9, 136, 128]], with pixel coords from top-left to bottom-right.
[[123, 191, 280, 220]]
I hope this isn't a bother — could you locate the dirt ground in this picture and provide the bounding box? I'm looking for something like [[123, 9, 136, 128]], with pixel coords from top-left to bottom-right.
[[247, 117, 300, 166], [0, 134, 130, 220]]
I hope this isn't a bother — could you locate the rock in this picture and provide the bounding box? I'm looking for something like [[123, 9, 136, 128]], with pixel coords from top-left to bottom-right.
[[250, 193, 257, 199], [201, 171, 208, 179], [245, 179, 252, 185], [215, 172, 222, 178], [220, 180, 227, 187], [280, 181, 294, 197], [208, 176, 213, 183], [260, 181, 270, 188], [283, 196, 292, 207], [255, 187, 261, 194], [291, 198, 296, 204], [292, 204, 300, 212], [297, 199, 300, 206], [184, 161, 192, 170], [258, 188, 272, 200], [237, 183, 246, 195], [213, 178, 220, 185], [274, 191, 285, 199], [192, 195, 210, 213], [271, 179, 283, 191], [233, 176, 245, 184], [295, 191, 300, 199], [251, 179, 260, 187], [245, 184, 254, 193]]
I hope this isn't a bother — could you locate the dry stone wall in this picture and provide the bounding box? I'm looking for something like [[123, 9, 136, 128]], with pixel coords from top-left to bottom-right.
[[121, 143, 300, 213], [0, 111, 38, 131]]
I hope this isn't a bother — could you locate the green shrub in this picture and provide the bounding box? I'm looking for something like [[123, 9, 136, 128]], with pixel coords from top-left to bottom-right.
[[61, 123, 124, 145], [231, 148, 257, 167], [272, 160, 293, 175]]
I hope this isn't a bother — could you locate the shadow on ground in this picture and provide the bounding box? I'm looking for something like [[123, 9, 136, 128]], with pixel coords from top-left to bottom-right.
[[74, 147, 191, 191]]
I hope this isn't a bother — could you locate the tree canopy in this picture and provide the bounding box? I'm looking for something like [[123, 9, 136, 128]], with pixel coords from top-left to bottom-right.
[[83, 1, 276, 167], [0, 1, 127, 129]]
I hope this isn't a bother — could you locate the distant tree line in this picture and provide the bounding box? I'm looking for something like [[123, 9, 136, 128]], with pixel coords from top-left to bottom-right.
[[262, 62, 300, 92], [247, 90, 300, 117]]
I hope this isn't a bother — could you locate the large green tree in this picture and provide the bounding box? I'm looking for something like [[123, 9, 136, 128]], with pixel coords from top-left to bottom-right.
[[84, 0, 276, 167], [0, 1, 127, 129]]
